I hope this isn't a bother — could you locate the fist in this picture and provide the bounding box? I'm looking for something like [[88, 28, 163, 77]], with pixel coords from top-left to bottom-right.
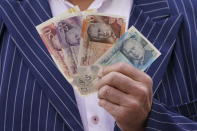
[[96, 63, 153, 131]]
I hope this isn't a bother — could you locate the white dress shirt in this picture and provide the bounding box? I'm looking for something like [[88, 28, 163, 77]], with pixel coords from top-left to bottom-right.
[[48, 0, 133, 131]]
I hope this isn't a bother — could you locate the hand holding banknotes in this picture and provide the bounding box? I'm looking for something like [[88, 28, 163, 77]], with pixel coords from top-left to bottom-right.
[[97, 63, 153, 131]]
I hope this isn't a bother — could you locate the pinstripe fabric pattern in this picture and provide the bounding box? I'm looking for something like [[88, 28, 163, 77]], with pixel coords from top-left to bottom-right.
[[0, 0, 197, 131]]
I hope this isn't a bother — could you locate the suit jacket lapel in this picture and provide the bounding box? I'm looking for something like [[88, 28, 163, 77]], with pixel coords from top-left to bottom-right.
[[114, 0, 183, 130], [129, 0, 183, 95], [0, 0, 84, 130]]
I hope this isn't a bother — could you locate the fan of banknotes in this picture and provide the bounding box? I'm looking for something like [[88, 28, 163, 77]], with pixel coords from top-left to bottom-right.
[[36, 6, 161, 96]]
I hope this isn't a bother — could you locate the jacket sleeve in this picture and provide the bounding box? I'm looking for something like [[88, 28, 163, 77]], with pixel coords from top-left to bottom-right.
[[146, 99, 197, 131]]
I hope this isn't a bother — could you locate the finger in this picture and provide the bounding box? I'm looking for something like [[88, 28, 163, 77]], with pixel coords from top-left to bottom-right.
[[99, 99, 121, 119], [96, 72, 152, 102], [98, 85, 133, 106], [96, 71, 141, 94], [100, 63, 152, 84]]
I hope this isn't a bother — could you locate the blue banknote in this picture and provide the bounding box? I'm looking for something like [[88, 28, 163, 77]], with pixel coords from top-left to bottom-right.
[[96, 26, 161, 71]]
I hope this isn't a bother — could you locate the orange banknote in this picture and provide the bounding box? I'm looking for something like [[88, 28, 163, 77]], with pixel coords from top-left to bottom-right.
[[78, 13, 127, 66]]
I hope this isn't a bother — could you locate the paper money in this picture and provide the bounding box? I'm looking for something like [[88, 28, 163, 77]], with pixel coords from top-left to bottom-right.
[[55, 14, 82, 75], [96, 26, 161, 71], [78, 13, 127, 66], [36, 22, 73, 78], [36, 7, 161, 96], [36, 10, 82, 80], [72, 65, 100, 95]]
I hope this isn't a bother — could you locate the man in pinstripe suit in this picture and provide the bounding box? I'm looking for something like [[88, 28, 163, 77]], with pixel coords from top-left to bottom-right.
[[0, 0, 197, 131]]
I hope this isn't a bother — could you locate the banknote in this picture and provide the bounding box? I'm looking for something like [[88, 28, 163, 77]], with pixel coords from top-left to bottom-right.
[[36, 22, 72, 79], [36, 11, 82, 80], [72, 65, 101, 95], [55, 14, 82, 75], [96, 26, 161, 71], [78, 13, 127, 66]]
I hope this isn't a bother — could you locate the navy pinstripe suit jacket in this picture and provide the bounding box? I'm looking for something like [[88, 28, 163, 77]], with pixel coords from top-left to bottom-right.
[[0, 0, 197, 130]]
